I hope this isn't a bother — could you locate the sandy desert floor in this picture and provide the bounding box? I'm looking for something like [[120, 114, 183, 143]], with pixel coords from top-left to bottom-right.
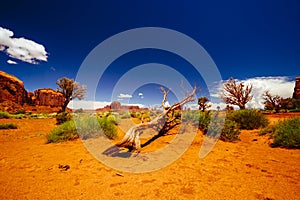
[[0, 113, 299, 200]]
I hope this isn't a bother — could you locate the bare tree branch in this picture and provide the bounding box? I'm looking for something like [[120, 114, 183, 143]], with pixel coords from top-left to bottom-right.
[[221, 77, 253, 109], [116, 85, 197, 152]]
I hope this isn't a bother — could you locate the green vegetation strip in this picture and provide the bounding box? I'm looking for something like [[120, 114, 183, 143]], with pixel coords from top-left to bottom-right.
[[0, 123, 18, 129]]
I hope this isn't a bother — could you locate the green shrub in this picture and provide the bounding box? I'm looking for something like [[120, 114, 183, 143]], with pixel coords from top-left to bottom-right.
[[130, 111, 141, 118], [120, 112, 131, 119], [270, 117, 300, 148], [182, 110, 200, 124], [76, 116, 101, 140], [182, 111, 212, 133], [198, 111, 212, 134], [56, 111, 72, 124], [219, 119, 241, 142], [259, 126, 274, 136], [98, 117, 118, 139], [47, 121, 78, 143], [107, 114, 121, 125], [202, 113, 240, 142], [0, 123, 18, 129], [15, 110, 26, 114], [227, 109, 268, 130], [0, 111, 10, 119], [74, 108, 84, 113], [10, 114, 26, 119]]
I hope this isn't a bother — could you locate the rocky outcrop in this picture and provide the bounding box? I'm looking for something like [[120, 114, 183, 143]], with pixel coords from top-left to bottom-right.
[[0, 70, 65, 112], [33, 88, 64, 107], [0, 71, 28, 105], [293, 76, 300, 100]]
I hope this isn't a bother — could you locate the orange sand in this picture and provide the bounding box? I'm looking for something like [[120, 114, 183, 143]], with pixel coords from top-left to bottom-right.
[[0, 114, 299, 199]]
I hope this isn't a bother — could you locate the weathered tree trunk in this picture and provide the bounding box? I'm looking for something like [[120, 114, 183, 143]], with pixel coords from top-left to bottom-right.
[[116, 86, 197, 152]]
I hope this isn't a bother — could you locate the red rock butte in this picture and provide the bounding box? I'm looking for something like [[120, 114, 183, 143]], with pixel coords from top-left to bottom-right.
[[0, 70, 64, 113], [96, 101, 148, 112]]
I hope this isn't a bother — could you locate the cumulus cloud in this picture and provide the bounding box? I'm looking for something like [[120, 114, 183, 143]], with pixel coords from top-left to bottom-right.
[[68, 100, 145, 110], [118, 93, 132, 99], [0, 27, 48, 64], [68, 100, 111, 110], [210, 76, 295, 110], [138, 92, 144, 99], [7, 59, 17, 64]]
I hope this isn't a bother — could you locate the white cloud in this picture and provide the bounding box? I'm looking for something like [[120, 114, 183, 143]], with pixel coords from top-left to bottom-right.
[[138, 92, 144, 99], [118, 93, 132, 99], [123, 103, 146, 108], [210, 76, 295, 109], [68, 100, 146, 110], [7, 59, 17, 64], [68, 100, 111, 110], [0, 27, 48, 64]]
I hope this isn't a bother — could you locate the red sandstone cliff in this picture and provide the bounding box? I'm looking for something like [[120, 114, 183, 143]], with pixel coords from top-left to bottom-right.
[[0, 70, 65, 112], [0, 71, 28, 105], [33, 88, 64, 107]]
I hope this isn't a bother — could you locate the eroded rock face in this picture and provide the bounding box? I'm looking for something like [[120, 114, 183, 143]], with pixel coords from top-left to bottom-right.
[[0, 71, 28, 105], [33, 88, 64, 107], [0, 70, 65, 112], [293, 77, 300, 100]]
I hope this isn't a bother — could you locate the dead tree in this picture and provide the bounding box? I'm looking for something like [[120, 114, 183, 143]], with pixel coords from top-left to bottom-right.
[[262, 91, 282, 113], [116, 86, 197, 152], [221, 77, 253, 110]]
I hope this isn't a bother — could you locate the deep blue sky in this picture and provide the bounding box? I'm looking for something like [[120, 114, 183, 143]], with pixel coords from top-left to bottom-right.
[[0, 0, 300, 106]]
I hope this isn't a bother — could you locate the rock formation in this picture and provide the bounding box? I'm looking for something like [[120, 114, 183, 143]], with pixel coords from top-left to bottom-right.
[[0, 71, 28, 105], [0, 70, 65, 112], [293, 76, 300, 100], [33, 88, 64, 107], [96, 101, 147, 112]]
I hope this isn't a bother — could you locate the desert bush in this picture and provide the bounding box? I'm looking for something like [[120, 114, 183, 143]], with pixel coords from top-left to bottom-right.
[[98, 117, 117, 139], [227, 109, 268, 130], [182, 110, 212, 133], [139, 111, 150, 122], [130, 111, 142, 119], [201, 113, 240, 142], [74, 108, 84, 113], [47, 121, 78, 143], [10, 114, 26, 119], [270, 117, 300, 148], [219, 119, 241, 142], [76, 116, 101, 140], [198, 111, 212, 134], [0, 123, 18, 129], [0, 111, 10, 119], [288, 109, 300, 113], [182, 110, 199, 124], [56, 111, 72, 124], [29, 113, 45, 119], [120, 111, 131, 119], [107, 113, 121, 125], [15, 110, 26, 114]]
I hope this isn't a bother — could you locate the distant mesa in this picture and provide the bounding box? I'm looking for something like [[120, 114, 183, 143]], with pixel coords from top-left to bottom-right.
[[293, 76, 300, 100], [0, 70, 64, 113], [96, 101, 148, 112]]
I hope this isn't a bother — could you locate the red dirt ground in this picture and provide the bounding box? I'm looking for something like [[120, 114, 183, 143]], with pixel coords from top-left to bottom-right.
[[0, 114, 299, 199]]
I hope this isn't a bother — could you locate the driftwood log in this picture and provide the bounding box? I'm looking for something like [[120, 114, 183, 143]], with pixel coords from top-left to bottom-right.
[[116, 86, 197, 152]]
